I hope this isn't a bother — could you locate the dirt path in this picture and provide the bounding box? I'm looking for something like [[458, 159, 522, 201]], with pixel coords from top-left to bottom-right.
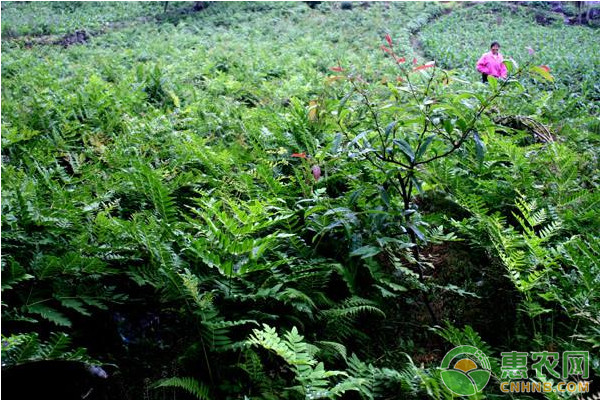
[[408, 3, 476, 60], [409, 33, 425, 59]]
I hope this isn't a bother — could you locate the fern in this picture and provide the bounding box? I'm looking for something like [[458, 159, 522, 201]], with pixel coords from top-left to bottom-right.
[[179, 268, 214, 309], [2, 333, 41, 365], [345, 353, 420, 399], [248, 324, 351, 398], [127, 162, 178, 224], [452, 194, 562, 295], [1, 332, 95, 367], [319, 297, 385, 341], [39, 332, 72, 359], [185, 197, 294, 276], [549, 236, 600, 348], [316, 341, 348, 362], [26, 303, 72, 327], [152, 377, 211, 400], [249, 324, 429, 399], [200, 313, 257, 352], [1, 259, 34, 290], [320, 297, 385, 319]]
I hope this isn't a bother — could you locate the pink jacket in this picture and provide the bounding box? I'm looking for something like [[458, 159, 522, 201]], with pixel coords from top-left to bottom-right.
[[476, 51, 507, 78]]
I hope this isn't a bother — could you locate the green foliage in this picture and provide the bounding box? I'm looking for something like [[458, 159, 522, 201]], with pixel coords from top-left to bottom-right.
[[319, 297, 385, 341], [549, 237, 600, 350], [420, 3, 600, 113], [331, 29, 547, 325], [2, 2, 599, 399], [0, 1, 188, 37], [248, 324, 425, 399], [345, 353, 424, 399], [452, 194, 561, 295], [152, 377, 212, 400], [185, 197, 294, 276], [248, 324, 351, 399], [1, 332, 96, 367]]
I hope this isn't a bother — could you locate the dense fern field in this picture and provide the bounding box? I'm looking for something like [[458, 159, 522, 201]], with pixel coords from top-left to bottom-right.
[[2, 2, 599, 399]]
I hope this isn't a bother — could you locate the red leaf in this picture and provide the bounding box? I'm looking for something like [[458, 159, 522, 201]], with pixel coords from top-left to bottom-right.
[[413, 62, 435, 71], [396, 56, 406, 64], [291, 153, 307, 159], [329, 66, 344, 72], [380, 45, 392, 54], [385, 33, 393, 46], [396, 76, 403, 82], [539, 65, 550, 73], [412, 57, 418, 65]]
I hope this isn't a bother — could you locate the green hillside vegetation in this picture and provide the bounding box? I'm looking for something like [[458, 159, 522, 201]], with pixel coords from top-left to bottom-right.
[[420, 2, 600, 113], [2, 2, 599, 399]]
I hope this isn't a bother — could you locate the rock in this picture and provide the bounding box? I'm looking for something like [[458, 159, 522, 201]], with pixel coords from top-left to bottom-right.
[[550, 1, 563, 12], [304, 1, 322, 9], [535, 12, 554, 25], [55, 30, 89, 48], [2, 361, 108, 400], [193, 1, 210, 11]]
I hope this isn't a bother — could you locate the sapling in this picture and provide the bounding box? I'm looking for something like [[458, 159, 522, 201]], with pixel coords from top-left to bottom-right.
[[332, 35, 550, 324]]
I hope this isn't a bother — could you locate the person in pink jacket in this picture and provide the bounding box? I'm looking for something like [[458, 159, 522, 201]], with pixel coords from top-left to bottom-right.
[[477, 41, 507, 83]]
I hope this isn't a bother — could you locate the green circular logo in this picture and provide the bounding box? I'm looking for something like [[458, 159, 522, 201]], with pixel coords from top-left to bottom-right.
[[440, 345, 491, 396]]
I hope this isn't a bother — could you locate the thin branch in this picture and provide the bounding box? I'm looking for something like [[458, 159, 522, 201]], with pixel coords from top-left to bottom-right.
[[350, 79, 388, 159], [415, 69, 517, 166]]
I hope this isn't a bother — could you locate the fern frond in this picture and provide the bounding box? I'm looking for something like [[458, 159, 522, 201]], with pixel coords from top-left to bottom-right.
[[317, 297, 385, 342], [26, 303, 72, 327], [248, 324, 350, 397], [40, 332, 71, 359], [195, 307, 256, 352], [57, 298, 91, 316], [129, 162, 178, 224], [3, 333, 41, 364], [1, 332, 95, 367], [316, 341, 348, 361], [320, 297, 386, 320], [152, 377, 211, 400], [453, 192, 489, 217], [1, 259, 34, 290], [345, 353, 421, 398]]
